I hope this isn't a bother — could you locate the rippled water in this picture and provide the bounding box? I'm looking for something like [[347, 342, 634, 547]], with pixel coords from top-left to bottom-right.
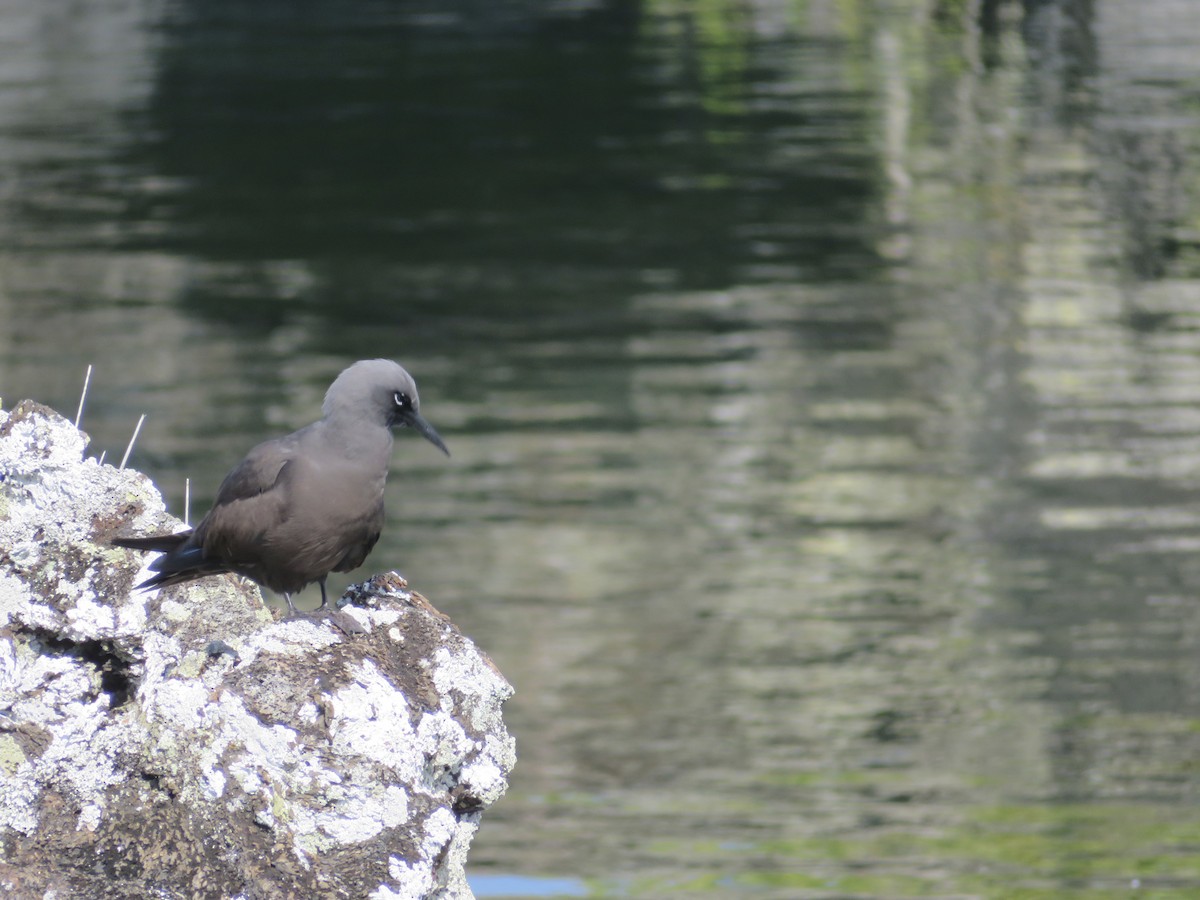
[[4, 1, 1200, 897]]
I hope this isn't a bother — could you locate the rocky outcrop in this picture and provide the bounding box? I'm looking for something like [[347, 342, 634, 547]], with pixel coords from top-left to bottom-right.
[[0, 399, 514, 899]]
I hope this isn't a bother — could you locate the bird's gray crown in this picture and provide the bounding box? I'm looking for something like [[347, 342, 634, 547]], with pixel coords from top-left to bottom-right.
[[322, 359, 421, 426]]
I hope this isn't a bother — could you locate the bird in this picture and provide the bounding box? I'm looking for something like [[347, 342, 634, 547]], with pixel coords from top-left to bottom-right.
[[113, 359, 449, 615]]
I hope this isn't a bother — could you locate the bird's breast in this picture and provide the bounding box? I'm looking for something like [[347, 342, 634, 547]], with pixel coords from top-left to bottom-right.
[[291, 456, 386, 524]]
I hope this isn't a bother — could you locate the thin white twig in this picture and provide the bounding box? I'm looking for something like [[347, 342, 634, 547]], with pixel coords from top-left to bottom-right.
[[97, 450, 106, 465], [74, 364, 93, 428], [119, 414, 146, 470], [184, 477, 191, 526]]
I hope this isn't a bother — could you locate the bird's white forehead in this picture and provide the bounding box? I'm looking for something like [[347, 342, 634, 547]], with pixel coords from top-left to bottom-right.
[[323, 359, 418, 415]]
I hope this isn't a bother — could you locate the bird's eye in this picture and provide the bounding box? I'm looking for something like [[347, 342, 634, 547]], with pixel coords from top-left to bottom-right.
[[393, 392, 411, 409]]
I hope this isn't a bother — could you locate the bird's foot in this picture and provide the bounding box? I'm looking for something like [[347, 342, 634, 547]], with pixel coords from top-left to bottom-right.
[[283, 603, 366, 635], [327, 609, 368, 635]]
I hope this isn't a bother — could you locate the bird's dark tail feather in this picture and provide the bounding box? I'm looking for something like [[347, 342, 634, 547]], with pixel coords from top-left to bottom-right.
[[113, 532, 230, 591], [133, 567, 228, 592], [112, 533, 191, 554]]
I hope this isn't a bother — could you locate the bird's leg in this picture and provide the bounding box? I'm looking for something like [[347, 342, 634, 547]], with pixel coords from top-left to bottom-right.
[[283, 592, 300, 616], [315, 577, 365, 634]]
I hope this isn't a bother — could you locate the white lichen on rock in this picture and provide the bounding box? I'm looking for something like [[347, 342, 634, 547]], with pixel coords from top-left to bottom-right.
[[0, 400, 515, 899]]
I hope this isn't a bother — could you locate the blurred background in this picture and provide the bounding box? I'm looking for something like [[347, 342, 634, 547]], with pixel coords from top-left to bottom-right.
[[4, 0, 1200, 897]]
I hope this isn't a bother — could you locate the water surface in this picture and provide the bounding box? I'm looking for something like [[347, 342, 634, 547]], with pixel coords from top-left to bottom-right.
[[3, 1, 1200, 897]]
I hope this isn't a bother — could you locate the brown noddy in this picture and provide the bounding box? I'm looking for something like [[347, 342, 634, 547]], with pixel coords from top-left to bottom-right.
[[113, 358, 449, 614]]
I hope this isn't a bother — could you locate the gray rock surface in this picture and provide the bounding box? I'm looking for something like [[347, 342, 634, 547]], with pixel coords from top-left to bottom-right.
[[0, 399, 514, 899]]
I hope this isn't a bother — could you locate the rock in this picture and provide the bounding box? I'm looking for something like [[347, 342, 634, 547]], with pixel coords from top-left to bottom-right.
[[0, 399, 515, 899]]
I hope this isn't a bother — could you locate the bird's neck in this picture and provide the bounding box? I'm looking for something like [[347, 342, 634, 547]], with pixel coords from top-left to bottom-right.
[[320, 414, 393, 463]]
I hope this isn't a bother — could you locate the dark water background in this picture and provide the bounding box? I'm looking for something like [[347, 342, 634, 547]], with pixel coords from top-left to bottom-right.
[[4, 1, 1200, 897]]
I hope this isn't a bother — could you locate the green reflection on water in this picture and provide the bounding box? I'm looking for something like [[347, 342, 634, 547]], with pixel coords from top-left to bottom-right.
[[635, 802, 1200, 896]]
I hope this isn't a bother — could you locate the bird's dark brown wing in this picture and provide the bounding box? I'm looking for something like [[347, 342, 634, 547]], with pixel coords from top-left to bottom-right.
[[210, 438, 298, 506], [118, 440, 300, 592], [199, 453, 296, 574], [332, 525, 382, 574]]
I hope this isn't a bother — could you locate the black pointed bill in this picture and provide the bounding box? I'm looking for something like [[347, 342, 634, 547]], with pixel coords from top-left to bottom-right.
[[402, 410, 450, 456]]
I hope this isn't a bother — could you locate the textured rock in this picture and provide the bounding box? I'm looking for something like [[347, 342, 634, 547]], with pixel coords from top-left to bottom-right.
[[0, 399, 514, 899]]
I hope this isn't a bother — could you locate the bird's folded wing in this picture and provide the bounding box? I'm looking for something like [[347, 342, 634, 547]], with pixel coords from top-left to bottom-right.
[[211, 440, 296, 506], [201, 450, 297, 568]]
